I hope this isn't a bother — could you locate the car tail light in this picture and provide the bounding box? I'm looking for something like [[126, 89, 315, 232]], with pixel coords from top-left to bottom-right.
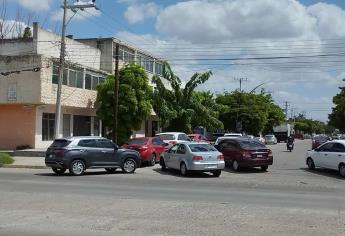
[[192, 156, 203, 161], [139, 146, 148, 151], [241, 150, 252, 159], [268, 149, 273, 158], [217, 155, 224, 161]]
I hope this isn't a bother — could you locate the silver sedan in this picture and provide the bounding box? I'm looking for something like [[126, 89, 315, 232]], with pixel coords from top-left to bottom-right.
[[159, 142, 225, 177]]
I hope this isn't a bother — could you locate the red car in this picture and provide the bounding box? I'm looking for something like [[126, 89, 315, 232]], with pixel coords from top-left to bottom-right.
[[312, 135, 329, 149], [215, 138, 273, 171], [188, 134, 210, 143], [122, 137, 167, 166]]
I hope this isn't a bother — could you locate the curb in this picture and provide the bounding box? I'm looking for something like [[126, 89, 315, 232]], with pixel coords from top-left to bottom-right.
[[1, 164, 48, 169]]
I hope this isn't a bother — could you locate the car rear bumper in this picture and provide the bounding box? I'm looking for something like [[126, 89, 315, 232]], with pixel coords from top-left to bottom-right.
[[188, 161, 225, 171], [238, 159, 273, 167], [45, 159, 67, 169]]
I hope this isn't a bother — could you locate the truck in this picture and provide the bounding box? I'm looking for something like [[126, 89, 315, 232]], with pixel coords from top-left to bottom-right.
[[273, 123, 294, 142]]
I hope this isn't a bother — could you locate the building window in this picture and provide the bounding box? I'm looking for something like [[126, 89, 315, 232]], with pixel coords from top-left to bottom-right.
[[68, 67, 83, 88], [42, 113, 55, 141], [155, 62, 163, 76], [85, 74, 92, 90], [52, 63, 59, 84], [63, 114, 71, 137], [7, 83, 17, 101], [119, 46, 135, 63], [94, 117, 100, 136], [92, 76, 99, 90]]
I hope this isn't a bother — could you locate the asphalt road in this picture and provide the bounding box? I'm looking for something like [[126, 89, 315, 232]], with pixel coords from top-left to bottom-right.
[[1, 140, 345, 236]]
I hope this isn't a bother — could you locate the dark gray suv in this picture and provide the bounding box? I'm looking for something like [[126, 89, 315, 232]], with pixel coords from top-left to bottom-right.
[[45, 137, 141, 176]]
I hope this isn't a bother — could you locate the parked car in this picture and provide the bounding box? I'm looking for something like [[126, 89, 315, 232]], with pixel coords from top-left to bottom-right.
[[215, 138, 273, 171], [306, 140, 345, 177], [159, 142, 225, 177], [188, 134, 210, 143], [122, 137, 167, 166], [215, 135, 242, 145], [45, 137, 141, 176], [312, 135, 329, 149], [224, 133, 242, 137], [265, 134, 277, 145], [304, 134, 312, 139], [155, 132, 191, 148]]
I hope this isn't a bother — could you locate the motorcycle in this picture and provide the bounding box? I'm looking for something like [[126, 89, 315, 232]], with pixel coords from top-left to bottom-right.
[[287, 142, 294, 152]]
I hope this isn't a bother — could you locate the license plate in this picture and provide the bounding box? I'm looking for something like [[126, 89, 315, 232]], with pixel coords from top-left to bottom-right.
[[205, 165, 217, 169]]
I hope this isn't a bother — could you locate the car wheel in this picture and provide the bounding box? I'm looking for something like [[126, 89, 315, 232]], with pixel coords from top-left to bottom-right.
[[339, 164, 345, 177], [160, 157, 166, 171], [52, 167, 66, 175], [69, 160, 85, 176], [307, 158, 315, 170], [212, 170, 221, 177], [105, 168, 117, 173], [122, 158, 137, 173], [261, 165, 268, 171], [149, 154, 156, 166], [232, 160, 240, 171], [180, 162, 188, 176]]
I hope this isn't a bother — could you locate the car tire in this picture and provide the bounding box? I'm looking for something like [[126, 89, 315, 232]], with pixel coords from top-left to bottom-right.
[[307, 158, 315, 170], [180, 162, 188, 176], [52, 167, 66, 175], [149, 154, 156, 167], [232, 160, 240, 171], [261, 165, 268, 171], [69, 160, 85, 176], [160, 157, 166, 171], [122, 158, 137, 174], [105, 168, 117, 173], [339, 164, 345, 177], [212, 170, 221, 177]]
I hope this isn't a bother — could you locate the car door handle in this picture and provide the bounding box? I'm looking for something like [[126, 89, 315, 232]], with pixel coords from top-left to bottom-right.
[[338, 155, 342, 157], [101, 151, 107, 153], [79, 150, 86, 153], [324, 154, 328, 156]]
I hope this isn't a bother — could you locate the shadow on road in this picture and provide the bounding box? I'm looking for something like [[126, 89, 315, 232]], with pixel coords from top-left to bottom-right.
[[301, 167, 345, 180], [35, 170, 125, 177], [152, 167, 215, 178], [222, 167, 268, 174]]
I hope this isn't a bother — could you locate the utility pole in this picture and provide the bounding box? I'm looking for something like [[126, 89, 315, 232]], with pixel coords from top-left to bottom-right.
[[234, 78, 248, 133], [284, 101, 289, 121], [113, 43, 120, 143], [54, 0, 97, 139], [234, 77, 248, 92]]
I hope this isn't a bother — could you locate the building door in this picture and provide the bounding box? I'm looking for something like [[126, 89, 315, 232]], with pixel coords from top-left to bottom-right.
[[73, 115, 91, 136]]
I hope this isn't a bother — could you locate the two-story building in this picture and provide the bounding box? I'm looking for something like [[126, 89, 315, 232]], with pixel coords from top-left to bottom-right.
[[0, 22, 165, 149]]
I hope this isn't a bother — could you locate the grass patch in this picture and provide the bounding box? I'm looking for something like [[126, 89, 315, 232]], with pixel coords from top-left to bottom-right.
[[0, 153, 14, 165]]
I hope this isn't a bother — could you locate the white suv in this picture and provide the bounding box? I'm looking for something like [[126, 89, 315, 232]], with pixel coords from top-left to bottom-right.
[[155, 132, 191, 146]]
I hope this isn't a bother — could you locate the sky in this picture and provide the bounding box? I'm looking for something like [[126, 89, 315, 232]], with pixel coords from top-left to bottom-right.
[[3, 0, 345, 122]]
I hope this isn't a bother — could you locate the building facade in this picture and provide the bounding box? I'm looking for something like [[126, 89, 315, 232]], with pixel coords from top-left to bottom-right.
[[0, 23, 165, 150]]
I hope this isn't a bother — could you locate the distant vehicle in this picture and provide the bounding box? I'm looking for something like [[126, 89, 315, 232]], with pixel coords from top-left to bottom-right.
[[45, 137, 141, 176], [215, 138, 273, 171], [188, 134, 210, 143], [312, 135, 329, 149], [254, 135, 266, 144], [122, 137, 168, 166], [210, 133, 225, 143], [273, 123, 294, 142], [265, 135, 277, 145], [224, 133, 242, 137], [215, 135, 242, 145], [304, 134, 312, 139], [306, 140, 345, 177], [155, 132, 191, 148], [159, 143, 225, 177]]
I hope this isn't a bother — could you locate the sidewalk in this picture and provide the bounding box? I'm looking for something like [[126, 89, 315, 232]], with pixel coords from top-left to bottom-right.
[[2, 156, 47, 169]]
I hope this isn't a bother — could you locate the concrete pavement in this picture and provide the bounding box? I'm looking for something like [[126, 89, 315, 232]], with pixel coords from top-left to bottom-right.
[[1, 140, 345, 235]]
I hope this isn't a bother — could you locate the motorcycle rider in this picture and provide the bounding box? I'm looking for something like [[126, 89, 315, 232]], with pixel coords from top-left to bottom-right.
[[286, 135, 294, 150]]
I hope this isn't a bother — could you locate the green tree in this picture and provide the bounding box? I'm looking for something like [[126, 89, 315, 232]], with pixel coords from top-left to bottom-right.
[[152, 62, 222, 133], [329, 79, 345, 132], [23, 26, 32, 38], [216, 91, 285, 135], [96, 64, 153, 144]]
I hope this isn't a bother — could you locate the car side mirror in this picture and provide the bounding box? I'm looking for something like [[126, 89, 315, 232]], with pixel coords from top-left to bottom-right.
[[163, 143, 169, 146], [314, 148, 320, 152]]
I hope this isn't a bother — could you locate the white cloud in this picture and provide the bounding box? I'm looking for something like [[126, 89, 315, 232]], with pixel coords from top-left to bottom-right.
[[11, 0, 53, 12], [124, 2, 161, 24]]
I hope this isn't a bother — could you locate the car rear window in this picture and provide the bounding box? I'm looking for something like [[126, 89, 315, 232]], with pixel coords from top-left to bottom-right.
[[188, 144, 217, 152], [178, 134, 190, 141], [157, 134, 175, 140], [239, 140, 266, 149], [127, 138, 148, 145], [50, 139, 71, 148]]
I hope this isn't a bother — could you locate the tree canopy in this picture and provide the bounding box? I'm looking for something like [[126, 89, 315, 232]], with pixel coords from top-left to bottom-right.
[[151, 62, 223, 133], [216, 91, 285, 135], [329, 79, 345, 132], [96, 63, 153, 144]]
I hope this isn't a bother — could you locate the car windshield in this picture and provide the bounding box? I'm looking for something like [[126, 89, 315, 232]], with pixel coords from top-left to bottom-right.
[[239, 140, 266, 149], [126, 138, 148, 145], [157, 134, 175, 140], [265, 135, 274, 139], [50, 139, 71, 148], [188, 144, 217, 152]]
